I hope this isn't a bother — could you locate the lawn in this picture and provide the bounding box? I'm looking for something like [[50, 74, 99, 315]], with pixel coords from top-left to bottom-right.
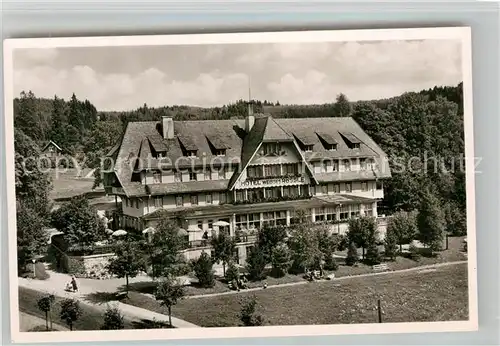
[[125, 236, 466, 298], [18, 287, 136, 331], [124, 262, 468, 327], [50, 168, 102, 200]]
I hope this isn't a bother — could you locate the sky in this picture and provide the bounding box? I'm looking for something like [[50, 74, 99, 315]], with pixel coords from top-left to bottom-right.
[[13, 39, 462, 112]]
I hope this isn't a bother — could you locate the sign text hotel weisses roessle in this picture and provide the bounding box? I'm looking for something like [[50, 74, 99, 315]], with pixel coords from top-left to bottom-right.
[[238, 175, 306, 188]]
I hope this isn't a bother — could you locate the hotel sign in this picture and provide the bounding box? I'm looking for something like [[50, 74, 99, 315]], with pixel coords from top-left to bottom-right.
[[239, 176, 306, 188]]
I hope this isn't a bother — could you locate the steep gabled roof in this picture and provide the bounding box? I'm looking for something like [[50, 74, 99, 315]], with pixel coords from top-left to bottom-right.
[[206, 134, 231, 150], [339, 131, 362, 144], [316, 132, 337, 145], [41, 140, 63, 152]]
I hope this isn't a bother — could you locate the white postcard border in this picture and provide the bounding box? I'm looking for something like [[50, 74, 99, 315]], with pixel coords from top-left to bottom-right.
[[3, 27, 477, 344]]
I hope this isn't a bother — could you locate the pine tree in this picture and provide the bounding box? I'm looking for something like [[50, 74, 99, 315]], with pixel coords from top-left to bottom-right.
[[384, 229, 399, 260], [365, 237, 382, 265], [270, 243, 291, 277], [192, 252, 215, 288], [345, 242, 359, 266], [225, 260, 240, 284], [246, 246, 267, 281], [417, 190, 445, 251]]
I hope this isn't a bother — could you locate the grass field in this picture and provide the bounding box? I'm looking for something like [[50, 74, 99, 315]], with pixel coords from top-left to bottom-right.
[[124, 262, 468, 327], [49, 168, 101, 200], [18, 287, 135, 331]]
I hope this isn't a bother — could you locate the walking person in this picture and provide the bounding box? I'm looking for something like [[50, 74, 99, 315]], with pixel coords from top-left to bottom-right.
[[71, 276, 78, 292]]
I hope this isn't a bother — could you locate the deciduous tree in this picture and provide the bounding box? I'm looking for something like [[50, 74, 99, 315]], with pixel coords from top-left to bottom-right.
[[107, 241, 143, 295], [59, 298, 82, 331], [154, 276, 185, 327], [386, 210, 418, 252], [210, 231, 236, 276], [37, 294, 55, 331]]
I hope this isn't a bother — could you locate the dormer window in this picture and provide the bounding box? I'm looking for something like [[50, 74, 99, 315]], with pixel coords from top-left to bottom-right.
[[304, 145, 314, 152], [316, 133, 338, 151], [339, 132, 362, 150], [206, 135, 230, 156], [178, 136, 198, 157]]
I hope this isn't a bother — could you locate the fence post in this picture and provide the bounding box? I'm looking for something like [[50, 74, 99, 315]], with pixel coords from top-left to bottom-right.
[[377, 299, 382, 323]]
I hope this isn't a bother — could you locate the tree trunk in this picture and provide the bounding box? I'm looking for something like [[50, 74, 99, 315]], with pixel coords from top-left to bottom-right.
[[168, 306, 172, 327], [125, 274, 129, 295], [49, 309, 53, 330], [362, 247, 365, 260], [222, 262, 226, 277], [69, 322, 73, 331], [45, 311, 49, 331], [399, 243, 403, 253]]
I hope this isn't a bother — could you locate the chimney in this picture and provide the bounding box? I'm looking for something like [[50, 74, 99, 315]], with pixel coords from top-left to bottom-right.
[[162, 116, 174, 139], [245, 84, 255, 132]]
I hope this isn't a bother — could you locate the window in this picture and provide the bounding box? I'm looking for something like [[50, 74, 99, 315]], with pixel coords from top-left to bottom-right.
[[376, 181, 383, 190], [204, 170, 211, 180], [219, 192, 227, 204], [351, 204, 360, 218], [189, 172, 198, 181], [339, 206, 349, 220], [215, 149, 226, 156], [332, 160, 339, 172], [236, 190, 244, 202], [310, 185, 316, 195], [186, 150, 197, 157], [328, 183, 339, 194], [276, 211, 287, 226], [191, 195, 198, 205], [283, 186, 290, 197], [218, 167, 226, 180], [249, 213, 261, 229], [174, 172, 182, 182], [263, 143, 281, 155], [197, 220, 203, 230], [247, 166, 256, 178], [208, 220, 213, 229], [236, 215, 248, 230], [345, 182, 352, 193], [205, 193, 212, 204], [361, 181, 368, 192], [360, 158, 367, 170], [353, 143, 360, 150], [315, 207, 337, 222], [322, 161, 329, 173], [176, 195, 183, 207], [183, 195, 190, 205], [343, 159, 351, 171], [326, 143, 337, 151], [364, 203, 373, 217], [153, 171, 162, 184], [154, 196, 162, 208], [321, 184, 328, 195], [135, 199, 139, 208], [125, 198, 129, 208], [304, 145, 314, 152]]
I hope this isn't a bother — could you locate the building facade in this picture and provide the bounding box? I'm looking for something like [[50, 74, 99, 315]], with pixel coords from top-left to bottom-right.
[[104, 114, 391, 264]]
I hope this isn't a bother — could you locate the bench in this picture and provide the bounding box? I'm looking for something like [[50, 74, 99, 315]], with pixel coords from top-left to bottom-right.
[[115, 291, 128, 299], [372, 263, 389, 272]]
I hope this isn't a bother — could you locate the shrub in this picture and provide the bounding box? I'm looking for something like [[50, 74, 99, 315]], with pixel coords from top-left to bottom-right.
[[101, 306, 125, 330], [345, 242, 359, 266], [225, 261, 240, 283], [409, 244, 421, 261], [192, 252, 215, 288], [384, 231, 398, 260], [239, 296, 264, 326], [59, 298, 83, 331]]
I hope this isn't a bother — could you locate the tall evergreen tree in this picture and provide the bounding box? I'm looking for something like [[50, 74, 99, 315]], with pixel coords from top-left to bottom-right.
[[417, 189, 445, 251]]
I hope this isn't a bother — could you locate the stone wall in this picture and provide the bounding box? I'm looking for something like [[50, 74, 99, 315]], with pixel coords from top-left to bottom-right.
[[66, 253, 115, 279]]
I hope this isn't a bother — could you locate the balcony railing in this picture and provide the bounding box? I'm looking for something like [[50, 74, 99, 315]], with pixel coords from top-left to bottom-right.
[[186, 234, 258, 249]]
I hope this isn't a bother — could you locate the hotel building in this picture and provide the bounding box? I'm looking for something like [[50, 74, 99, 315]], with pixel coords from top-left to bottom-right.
[[104, 112, 391, 264]]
